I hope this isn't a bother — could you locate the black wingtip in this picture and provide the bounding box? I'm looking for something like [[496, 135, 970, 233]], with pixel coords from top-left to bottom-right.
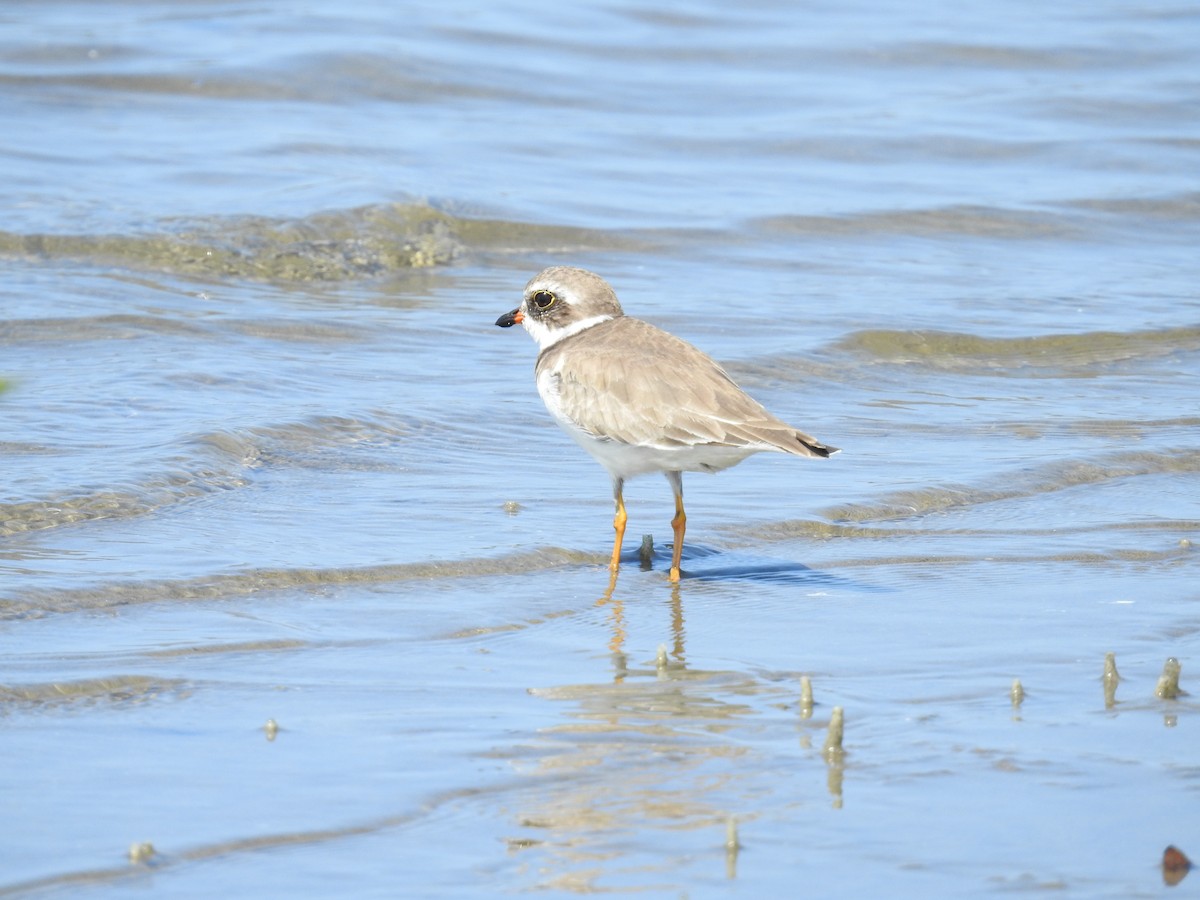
[[804, 440, 839, 458]]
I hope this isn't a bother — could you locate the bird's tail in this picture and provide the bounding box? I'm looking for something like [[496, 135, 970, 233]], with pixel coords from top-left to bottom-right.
[[795, 433, 838, 458]]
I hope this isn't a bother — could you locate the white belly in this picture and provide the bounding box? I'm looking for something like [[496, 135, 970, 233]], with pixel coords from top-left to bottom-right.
[[557, 421, 760, 479]]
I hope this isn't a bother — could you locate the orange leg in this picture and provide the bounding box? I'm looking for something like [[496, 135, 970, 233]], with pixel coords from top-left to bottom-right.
[[610, 478, 627, 572], [667, 471, 685, 582]]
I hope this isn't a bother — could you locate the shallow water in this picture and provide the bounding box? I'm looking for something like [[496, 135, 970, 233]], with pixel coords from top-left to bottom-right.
[[2, 1, 1199, 896]]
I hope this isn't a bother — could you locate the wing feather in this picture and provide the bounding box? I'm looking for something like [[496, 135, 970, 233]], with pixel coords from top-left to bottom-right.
[[535, 317, 834, 458]]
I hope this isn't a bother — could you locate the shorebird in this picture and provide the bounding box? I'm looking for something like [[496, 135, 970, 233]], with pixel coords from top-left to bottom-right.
[[496, 266, 837, 582]]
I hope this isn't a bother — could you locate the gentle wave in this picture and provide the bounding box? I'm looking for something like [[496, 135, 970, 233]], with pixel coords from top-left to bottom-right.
[[821, 448, 1200, 524], [832, 324, 1200, 371], [744, 517, 1200, 543], [0, 779, 478, 898], [754, 190, 1200, 240], [198, 412, 416, 471], [844, 41, 1168, 70], [5, 195, 1194, 285], [818, 545, 1192, 572], [0, 313, 212, 343], [1, 412, 422, 537], [140, 638, 310, 659], [0, 675, 191, 713], [0, 204, 462, 281], [0, 469, 251, 538], [755, 205, 1083, 239], [2, 311, 366, 354], [1065, 191, 1200, 221], [0, 50, 536, 105], [0, 547, 595, 619], [0, 203, 650, 282]]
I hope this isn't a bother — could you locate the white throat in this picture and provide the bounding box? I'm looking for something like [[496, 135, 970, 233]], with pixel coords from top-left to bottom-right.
[[523, 312, 614, 351]]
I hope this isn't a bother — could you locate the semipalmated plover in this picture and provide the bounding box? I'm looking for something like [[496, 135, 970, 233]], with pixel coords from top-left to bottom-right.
[[496, 266, 837, 582]]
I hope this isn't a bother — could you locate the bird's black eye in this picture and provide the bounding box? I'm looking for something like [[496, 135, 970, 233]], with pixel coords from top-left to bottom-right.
[[531, 290, 556, 310]]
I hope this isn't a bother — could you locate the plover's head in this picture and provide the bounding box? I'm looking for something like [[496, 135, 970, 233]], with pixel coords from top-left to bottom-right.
[[495, 266, 625, 351]]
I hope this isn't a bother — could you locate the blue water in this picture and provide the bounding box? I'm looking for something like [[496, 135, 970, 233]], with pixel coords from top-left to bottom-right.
[[2, 1, 1199, 896]]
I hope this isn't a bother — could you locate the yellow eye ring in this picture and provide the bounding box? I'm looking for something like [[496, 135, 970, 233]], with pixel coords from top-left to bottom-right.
[[531, 290, 556, 310]]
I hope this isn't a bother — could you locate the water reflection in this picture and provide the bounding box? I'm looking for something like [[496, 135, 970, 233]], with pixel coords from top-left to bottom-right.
[[595, 567, 687, 676], [515, 569, 847, 888]]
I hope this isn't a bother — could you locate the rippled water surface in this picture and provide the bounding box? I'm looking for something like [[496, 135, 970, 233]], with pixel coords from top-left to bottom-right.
[[2, 1, 1199, 896]]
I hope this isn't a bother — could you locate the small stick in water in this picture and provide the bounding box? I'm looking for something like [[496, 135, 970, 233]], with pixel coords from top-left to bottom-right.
[[1156, 657, 1183, 699], [1103, 653, 1120, 708], [639, 534, 655, 568], [823, 706, 845, 760], [724, 817, 740, 879], [128, 842, 156, 865]]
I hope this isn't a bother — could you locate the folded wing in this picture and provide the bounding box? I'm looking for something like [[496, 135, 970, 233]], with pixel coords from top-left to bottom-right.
[[537, 317, 835, 458]]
